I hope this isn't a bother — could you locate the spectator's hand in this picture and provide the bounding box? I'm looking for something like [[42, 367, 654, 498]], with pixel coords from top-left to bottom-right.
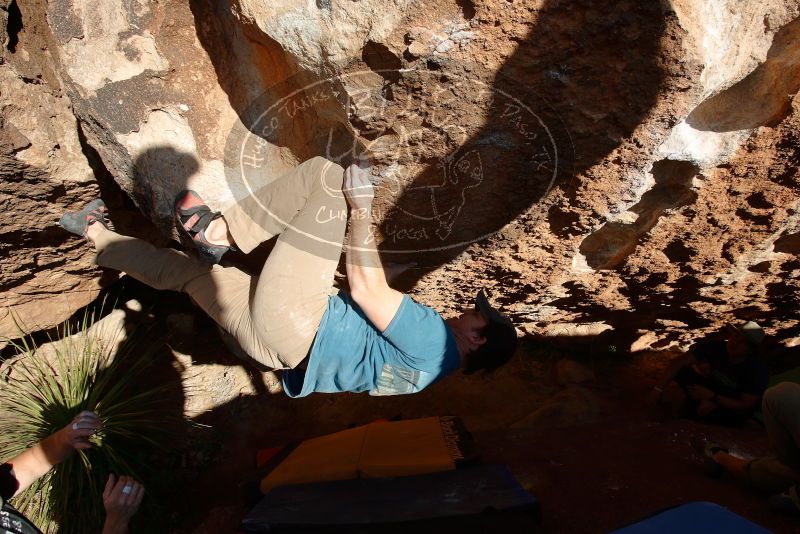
[[697, 400, 717, 416], [343, 159, 375, 209], [102, 474, 144, 534], [59, 411, 102, 450], [687, 384, 714, 401]]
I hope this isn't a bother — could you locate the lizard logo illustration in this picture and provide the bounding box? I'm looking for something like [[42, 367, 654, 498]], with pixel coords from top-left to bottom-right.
[[389, 148, 484, 241], [226, 66, 569, 254]]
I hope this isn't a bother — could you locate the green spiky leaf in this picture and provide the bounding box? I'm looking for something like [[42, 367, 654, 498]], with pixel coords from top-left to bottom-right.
[[0, 309, 187, 533]]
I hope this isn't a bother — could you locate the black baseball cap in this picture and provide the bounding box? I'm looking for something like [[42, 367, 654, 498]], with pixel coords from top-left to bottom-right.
[[472, 290, 517, 370]]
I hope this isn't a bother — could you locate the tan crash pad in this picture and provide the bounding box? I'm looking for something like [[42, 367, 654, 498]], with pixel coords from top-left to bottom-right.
[[260, 417, 457, 493]]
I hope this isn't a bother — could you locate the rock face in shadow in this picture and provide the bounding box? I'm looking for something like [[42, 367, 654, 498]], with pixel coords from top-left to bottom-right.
[[2, 0, 799, 351]]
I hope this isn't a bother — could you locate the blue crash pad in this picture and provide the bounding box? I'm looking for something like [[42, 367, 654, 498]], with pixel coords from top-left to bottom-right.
[[241, 464, 539, 533], [611, 501, 771, 534]]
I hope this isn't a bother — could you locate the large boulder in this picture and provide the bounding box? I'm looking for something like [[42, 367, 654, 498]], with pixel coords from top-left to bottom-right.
[[41, 0, 338, 235], [0, 0, 100, 340], [3, 0, 799, 353], [231, 0, 412, 74]]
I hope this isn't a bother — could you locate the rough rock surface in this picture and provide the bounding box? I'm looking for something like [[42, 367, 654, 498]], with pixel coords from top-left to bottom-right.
[[0, 299, 282, 423], [41, 0, 316, 233], [0, 0, 101, 340], [2, 0, 800, 353]]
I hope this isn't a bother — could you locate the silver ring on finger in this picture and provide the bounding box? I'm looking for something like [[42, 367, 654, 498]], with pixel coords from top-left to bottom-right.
[[122, 485, 133, 495]]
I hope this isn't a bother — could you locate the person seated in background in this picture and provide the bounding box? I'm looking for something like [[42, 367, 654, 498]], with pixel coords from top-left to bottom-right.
[[692, 382, 800, 515], [649, 321, 769, 425], [1, 411, 144, 534]]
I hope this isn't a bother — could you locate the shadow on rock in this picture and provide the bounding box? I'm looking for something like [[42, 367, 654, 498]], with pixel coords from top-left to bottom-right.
[[186, 0, 669, 294], [375, 0, 668, 282]]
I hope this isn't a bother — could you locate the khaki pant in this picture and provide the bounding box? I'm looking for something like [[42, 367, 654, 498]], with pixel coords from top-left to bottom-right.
[[748, 382, 800, 496], [94, 156, 347, 369]]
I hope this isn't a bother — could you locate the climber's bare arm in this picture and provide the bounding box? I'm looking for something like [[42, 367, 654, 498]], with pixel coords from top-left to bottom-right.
[[343, 161, 404, 332], [6, 411, 102, 496]]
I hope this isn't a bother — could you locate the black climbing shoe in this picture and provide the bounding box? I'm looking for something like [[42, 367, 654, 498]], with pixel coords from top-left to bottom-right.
[[174, 190, 231, 265]]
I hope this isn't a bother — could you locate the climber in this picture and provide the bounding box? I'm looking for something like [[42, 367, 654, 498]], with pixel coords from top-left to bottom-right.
[[648, 321, 769, 425], [691, 382, 800, 515], [59, 156, 517, 397]]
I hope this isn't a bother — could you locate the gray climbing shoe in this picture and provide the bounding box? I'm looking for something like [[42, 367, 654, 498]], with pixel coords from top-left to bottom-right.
[[58, 199, 109, 238]]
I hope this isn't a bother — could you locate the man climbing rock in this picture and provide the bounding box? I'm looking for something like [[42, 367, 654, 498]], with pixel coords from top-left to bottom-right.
[[60, 156, 517, 397]]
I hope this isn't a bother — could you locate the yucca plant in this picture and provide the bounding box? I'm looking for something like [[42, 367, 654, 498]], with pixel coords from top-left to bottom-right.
[[0, 310, 187, 533]]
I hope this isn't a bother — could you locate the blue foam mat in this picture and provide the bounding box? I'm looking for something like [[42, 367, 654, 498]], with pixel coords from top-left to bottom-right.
[[242, 465, 539, 530], [611, 501, 772, 534]]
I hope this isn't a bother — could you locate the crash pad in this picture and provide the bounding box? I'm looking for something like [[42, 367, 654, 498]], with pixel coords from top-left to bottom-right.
[[611, 501, 771, 534], [259, 416, 474, 493], [243, 465, 539, 533]]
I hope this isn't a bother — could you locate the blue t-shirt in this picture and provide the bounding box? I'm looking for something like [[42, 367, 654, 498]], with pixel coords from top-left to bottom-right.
[[282, 291, 460, 397]]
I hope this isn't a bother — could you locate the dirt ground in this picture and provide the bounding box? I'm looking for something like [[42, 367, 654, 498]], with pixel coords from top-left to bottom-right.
[[6, 5, 797, 530], [184, 390, 797, 533], [58, 278, 797, 534]]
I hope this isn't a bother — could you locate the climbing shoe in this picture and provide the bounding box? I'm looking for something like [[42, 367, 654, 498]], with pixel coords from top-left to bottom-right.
[[58, 199, 109, 238], [174, 189, 231, 264], [690, 436, 728, 478]]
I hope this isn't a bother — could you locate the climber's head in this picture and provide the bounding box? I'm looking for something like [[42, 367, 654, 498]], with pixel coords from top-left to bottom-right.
[[446, 290, 517, 374]]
